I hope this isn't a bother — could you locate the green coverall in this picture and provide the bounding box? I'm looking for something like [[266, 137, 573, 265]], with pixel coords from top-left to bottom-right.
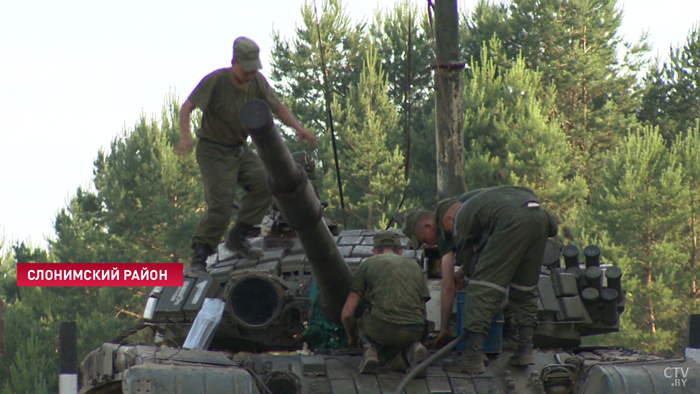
[[186, 69, 281, 249], [452, 187, 558, 334]]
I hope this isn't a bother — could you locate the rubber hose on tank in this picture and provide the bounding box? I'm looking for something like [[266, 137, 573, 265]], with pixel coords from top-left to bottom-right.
[[392, 331, 468, 394]]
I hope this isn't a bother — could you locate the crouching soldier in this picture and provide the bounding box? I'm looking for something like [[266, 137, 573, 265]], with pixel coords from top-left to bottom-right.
[[341, 230, 431, 375]]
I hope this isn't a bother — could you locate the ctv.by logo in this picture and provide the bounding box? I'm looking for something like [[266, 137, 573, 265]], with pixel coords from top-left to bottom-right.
[[664, 367, 689, 387]]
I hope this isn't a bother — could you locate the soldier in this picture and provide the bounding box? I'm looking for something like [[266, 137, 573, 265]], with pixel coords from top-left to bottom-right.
[[341, 230, 431, 375], [404, 187, 558, 373], [402, 189, 488, 348], [448, 187, 557, 373], [176, 37, 316, 270]]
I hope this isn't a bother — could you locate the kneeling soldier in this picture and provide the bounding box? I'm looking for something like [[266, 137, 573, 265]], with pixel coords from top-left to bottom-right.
[[341, 230, 431, 374]]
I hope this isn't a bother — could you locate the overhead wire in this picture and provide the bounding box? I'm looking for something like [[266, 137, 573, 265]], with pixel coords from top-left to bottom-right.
[[312, 0, 348, 230]]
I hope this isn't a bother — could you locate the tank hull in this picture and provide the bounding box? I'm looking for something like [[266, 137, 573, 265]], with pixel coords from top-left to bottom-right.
[[79, 342, 700, 394]]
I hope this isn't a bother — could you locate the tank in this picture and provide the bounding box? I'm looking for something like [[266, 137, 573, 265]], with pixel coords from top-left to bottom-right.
[[76, 3, 700, 392], [77, 101, 700, 394]]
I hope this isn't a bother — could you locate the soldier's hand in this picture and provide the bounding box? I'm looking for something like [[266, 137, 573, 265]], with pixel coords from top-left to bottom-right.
[[296, 128, 317, 147], [434, 329, 452, 348], [454, 270, 465, 290], [348, 336, 359, 349], [175, 137, 194, 155]]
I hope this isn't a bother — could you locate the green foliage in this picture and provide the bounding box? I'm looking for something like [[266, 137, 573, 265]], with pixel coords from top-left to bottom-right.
[[0, 237, 19, 304], [51, 95, 202, 263], [0, 242, 141, 393], [270, 0, 366, 139], [368, 3, 434, 114], [367, 4, 439, 207], [461, 44, 587, 225], [639, 25, 700, 142], [462, 0, 648, 188], [581, 128, 694, 354], [1, 95, 200, 392], [13, 242, 50, 264], [669, 121, 700, 324], [0, 334, 52, 394], [51, 187, 111, 263], [322, 46, 406, 228], [270, 0, 439, 213]]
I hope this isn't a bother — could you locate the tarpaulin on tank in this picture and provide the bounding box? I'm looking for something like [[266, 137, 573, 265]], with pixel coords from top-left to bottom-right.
[[122, 364, 258, 394], [579, 358, 700, 394]]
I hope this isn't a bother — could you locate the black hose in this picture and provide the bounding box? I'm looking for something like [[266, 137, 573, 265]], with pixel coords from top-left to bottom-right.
[[392, 331, 468, 394]]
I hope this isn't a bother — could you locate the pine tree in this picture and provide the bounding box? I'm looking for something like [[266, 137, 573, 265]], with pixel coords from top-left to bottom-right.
[[0, 335, 52, 394], [462, 0, 649, 189], [270, 0, 366, 142], [270, 1, 442, 213], [583, 128, 688, 354], [0, 95, 206, 392], [639, 25, 700, 142], [51, 95, 202, 264], [0, 242, 140, 393], [669, 121, 700, 323], [322, 46, 406, 228], [367, 4, 438, 207], [461, 44, 587, 224], [50, 188, 110, 264]]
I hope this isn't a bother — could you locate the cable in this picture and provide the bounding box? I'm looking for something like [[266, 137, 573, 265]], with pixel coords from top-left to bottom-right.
[[312, 0, 347, 230], [392, 331, 468, 394]]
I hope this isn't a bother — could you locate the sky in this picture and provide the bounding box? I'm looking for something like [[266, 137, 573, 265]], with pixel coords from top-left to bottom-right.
[[0, 0, 698, 251]]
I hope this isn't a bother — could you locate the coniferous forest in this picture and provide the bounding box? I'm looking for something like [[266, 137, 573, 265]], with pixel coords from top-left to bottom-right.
[[2, 0, 700, 391]]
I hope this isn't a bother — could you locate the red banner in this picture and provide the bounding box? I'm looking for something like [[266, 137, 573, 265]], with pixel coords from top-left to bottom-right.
[[16, 263, 184, 287]]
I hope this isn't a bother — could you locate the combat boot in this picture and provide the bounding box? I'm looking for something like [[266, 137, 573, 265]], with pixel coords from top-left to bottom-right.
[[358, 336, 379, 374], [508, 326, 536, 367], [189, 243, 213, 272], [226, 223, 264, 259], [443, 331, 486, 374], [404, 342, 429, 377]]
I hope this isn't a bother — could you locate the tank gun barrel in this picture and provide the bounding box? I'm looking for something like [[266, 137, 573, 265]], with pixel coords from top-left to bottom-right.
[[240, 99, 352, 322]]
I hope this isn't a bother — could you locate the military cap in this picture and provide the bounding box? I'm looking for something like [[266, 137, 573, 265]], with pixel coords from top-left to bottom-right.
[[233, 37, 262, 72], [373, 230, 402, 248], [402, 209, 422, 249]]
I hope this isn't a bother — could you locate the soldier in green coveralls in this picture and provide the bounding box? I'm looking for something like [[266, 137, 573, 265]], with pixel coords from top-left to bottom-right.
[[404, 187, 557, 373], [175, 37, 316, 270], [341, 230, 431, 375], [402, 189, 488, 349]]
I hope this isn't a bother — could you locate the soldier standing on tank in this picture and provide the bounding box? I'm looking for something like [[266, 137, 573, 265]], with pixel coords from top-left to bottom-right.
[[341, 230, 431, 375], [404, 187, 558, 373], [176, 37, 316, 270]]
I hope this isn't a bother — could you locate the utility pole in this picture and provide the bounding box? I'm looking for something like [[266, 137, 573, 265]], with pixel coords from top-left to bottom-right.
[[433, 0, 466, 200]]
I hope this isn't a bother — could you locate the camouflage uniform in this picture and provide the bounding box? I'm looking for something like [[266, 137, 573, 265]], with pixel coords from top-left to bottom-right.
[[451, 187, 558, 334], [187, 68, 281, 250], [352, 243, 431, 363]]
